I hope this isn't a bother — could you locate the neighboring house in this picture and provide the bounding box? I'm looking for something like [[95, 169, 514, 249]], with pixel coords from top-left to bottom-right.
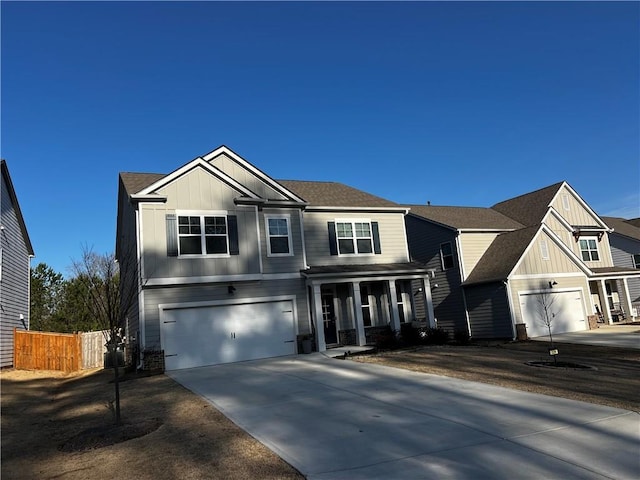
[[1, 160, 35, 368], [601, 216, 640, 316], [406, 182, 640, 340], [117, 146, 434, 371]]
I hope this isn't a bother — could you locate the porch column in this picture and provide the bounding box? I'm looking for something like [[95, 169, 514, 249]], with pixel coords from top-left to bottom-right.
[[312, 284, 326, 352], [423, 275, 436, 327], [350, 282, 366, 346], [598, 280, 613, 324], [387, 280, 401, 333], [620, 278, 634, 320]]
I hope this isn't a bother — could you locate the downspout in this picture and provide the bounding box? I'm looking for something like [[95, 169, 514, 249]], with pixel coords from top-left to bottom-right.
[[27, 254, 34, 330], [504, 279, 517, 340]]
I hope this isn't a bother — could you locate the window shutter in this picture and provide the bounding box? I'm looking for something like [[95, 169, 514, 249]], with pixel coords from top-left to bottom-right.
[[228, 215, 239, 255], [372, 222, 381, 254], [166, 214, 178, 257], [328, 222, 338, 255]]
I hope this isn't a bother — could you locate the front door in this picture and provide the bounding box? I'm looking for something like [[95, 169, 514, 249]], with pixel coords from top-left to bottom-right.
[[321, 293, 338, 345]]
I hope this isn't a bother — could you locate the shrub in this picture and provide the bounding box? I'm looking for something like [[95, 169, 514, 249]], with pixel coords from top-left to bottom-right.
[[453, 329, 471, 345]]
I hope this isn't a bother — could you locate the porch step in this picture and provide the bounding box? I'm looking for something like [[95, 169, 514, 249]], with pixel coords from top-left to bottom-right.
[[323, 346, 376, 358]]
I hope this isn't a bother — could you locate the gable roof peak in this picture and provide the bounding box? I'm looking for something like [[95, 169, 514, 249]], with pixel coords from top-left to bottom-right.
[[491, 181, 566, 226]]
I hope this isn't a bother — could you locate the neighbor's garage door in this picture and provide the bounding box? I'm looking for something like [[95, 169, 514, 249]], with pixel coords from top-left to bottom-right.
[[519, 290, 587, 338], [161, 300, 296, 370]]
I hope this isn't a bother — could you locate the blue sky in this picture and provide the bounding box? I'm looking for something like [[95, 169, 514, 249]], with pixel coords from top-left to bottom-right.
[[2, 1, 638, 276]]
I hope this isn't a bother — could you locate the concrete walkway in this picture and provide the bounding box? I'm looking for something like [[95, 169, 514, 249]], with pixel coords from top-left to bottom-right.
[[531, 325, 640, 349], [168, 354, 640, 480]]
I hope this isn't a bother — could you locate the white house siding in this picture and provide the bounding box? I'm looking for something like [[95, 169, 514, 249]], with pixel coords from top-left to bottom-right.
[[0, 174, 31, 367], [509, 276, 590, 326], [303, 211, 410, 266], [464, 283, 513, 339], [405, 216, 467, 333], [512, 230, 584, 276], [209, 153, 288, 201], [458, 233, 501, 279], [259, 208, 306, 274], [142, 278, 309, 351]]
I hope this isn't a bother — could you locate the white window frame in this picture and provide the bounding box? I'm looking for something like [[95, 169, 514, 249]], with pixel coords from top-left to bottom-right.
[[633, 254, 640, 269], [561, 194, 570, 211], [176, 210, 230, 258], [265, 214, 293, 257], [440, 242, 454, 270], [578, 236, 600, 262], [540, 239, 550, 260], [335, 219, 374, 256]]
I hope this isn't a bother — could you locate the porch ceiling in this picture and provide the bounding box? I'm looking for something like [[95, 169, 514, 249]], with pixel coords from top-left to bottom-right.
[[590, 266, 640, 278], [301, 262, 430, 279]]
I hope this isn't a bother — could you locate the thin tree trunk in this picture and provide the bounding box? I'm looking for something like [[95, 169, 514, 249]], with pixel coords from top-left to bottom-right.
[[111, 344, 122, 425]]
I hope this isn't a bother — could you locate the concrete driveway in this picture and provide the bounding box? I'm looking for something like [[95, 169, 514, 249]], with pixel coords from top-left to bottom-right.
[[531, 325, 640, 349], [168, 354, 640, 480]]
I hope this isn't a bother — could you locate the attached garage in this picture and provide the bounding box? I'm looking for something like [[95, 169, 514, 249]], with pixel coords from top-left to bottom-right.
[[161, 299, 297, 370], [519, 290, 587, 338]]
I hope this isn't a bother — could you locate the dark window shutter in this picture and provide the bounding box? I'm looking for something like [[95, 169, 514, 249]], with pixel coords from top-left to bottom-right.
[[166, 214, 178, 257], [228, 215, 239, 255], [328, 222, 338, 256], [372, 222, 381, 254]]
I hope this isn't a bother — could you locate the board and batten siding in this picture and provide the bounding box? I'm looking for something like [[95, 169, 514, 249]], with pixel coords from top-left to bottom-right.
[[508, 276, 590, 326], [142, 279, 309, 349], [551, 186, 603, 228], [609, 235, 640, 303], [512, 230, 584, 276], [458, 233, 501, 280], [303, 211, 409, 266], [464, 283, 513, 339], [405, 215, 467, 333], [1, 173, 31, 367]]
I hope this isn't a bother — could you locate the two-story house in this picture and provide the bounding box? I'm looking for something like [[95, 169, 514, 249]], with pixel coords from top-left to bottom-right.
[[406, 182, 640, 340], [1, 160, 35, 368], [117, 146, 434, 371]]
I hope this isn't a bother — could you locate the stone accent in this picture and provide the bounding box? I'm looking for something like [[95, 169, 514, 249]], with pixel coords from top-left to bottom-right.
[[142, 350, 165, 371], [338, 329, 357, 346], [365, 325, 392, 345], [588, 315, 600, 330]]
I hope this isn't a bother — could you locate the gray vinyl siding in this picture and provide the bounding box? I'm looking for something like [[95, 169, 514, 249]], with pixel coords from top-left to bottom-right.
[[405, 215, 467, 333], [1, 174, 31, 367], [142, 278, 309, 349], [117, 184, 140, 345], [464, 283, 513, 339], [259, 208, 306, 274], [303, 211, 410, 266], [609, 234, 640, 303]]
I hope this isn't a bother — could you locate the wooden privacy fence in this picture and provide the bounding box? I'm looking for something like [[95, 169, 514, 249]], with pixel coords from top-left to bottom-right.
[[13, 329, 108, 372]]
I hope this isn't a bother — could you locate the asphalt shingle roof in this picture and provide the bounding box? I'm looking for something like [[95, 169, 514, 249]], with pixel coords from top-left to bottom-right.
[[120, 172, 165, 196], [407, 205, 524, 230], [602, 217, 640, 242], [491, 182, 564, 226], [278, 180, 398, 208]]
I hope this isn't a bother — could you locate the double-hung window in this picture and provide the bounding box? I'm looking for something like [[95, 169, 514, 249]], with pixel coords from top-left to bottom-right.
[[265, 215, 293, 256], [579, 237, 599, 262], [440, 242, 455, 269], [337, 221, 373, 255], [178, 214, 228, 255]]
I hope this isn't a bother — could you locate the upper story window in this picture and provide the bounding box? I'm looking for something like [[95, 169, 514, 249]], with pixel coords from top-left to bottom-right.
[[166, 211, 239, 258], [579, 237, 599, 261], [633, 254, 640, 269], [328, 220, 381, 256], [178, 215, 228, 255], [265, 215, 293, 256], [440, 242, 454, 269]]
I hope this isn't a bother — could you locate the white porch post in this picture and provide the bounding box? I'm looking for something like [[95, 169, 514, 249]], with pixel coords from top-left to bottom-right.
[[620, 278, 634, 320], [423, 275, 436, 327], [387, 280, 401, 333], [312, 284, 326, 351], [598, 280, 613, 324], [350, 282, 366, 346]]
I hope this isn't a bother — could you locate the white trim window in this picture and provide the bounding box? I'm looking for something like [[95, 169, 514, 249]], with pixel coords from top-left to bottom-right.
[[265, 215, 293, 256], [178, 213, 228, 256], [440, 242, 454, 270], [561, 194, 570, 211], [579, 237, 600, 261], [633, 254, 640, 269], [337, 221, 373, 255], [540, 239, 550, 260]]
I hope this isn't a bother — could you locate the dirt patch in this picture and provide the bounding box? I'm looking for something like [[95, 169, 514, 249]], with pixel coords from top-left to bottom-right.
[[352, 341, 640, 413], [1, 368, 303, 480]]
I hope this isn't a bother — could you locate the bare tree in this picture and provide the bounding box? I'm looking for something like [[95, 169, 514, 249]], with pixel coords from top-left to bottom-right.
[[535, 287, 558, 365], [71, 246, 141, 424]]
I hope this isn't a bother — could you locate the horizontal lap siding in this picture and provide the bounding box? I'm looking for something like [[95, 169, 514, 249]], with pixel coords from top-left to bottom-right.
[[260, 209, 306, 274], [459, 233, 500, 279], [609, 237, 640, 303], [143, 279, 309, 349], [465, 283, 513, 339], [405, 216, 467, 332], [303, 212, 409, 266], [1, 175, 31, 367]]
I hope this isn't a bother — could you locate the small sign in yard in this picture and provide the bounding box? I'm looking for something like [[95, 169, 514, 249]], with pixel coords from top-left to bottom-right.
[[549, 349, 559, 356]]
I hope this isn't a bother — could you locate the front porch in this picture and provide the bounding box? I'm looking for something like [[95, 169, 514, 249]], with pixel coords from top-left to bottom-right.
[[589, 268, 640, 325], [302, 263, 436, 352]]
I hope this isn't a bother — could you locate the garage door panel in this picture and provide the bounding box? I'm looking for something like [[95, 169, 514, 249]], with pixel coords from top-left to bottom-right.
[[162, 300, 296, 370], [520, 291, 586, 338]]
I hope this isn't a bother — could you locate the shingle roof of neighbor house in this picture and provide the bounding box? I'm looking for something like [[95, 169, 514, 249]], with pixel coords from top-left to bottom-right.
[[626, 218, 640, 228], [463, 225, 541, 285], [277, 180, 398, 208], [120, 172, 165, 196], [491, 181, 564, 226], [407, 205, 524, 230], [602, 217, 640, 242]]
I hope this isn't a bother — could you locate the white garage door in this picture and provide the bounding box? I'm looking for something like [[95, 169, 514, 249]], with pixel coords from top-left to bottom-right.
[[161, 300, 296, 370], [519, 290, 587, 338]]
